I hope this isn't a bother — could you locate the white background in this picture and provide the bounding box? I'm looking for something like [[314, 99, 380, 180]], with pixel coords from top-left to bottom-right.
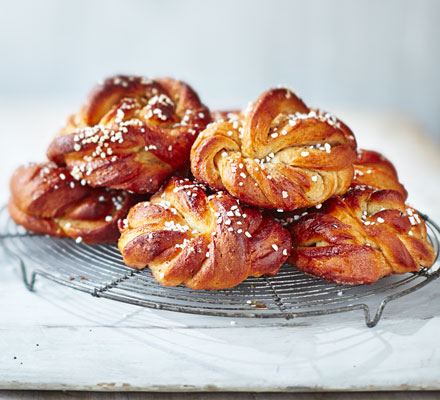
[[0, 0, 439, 140]]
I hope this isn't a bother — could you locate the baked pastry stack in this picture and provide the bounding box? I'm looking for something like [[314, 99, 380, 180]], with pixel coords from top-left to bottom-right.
[[9, 76, 436, 289], [9, 75, 210, 244]]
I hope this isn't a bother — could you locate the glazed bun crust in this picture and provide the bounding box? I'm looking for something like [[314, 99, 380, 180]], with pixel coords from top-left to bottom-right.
[[288, 187, 435, 284], [118, 177, 292, 290], [9, 162, 140, 243], [47, 75, 210, 193], [191, 88, 357, 211], [352, 149, 408, 199]]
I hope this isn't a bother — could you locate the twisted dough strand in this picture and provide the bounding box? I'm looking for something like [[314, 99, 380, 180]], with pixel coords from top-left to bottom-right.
[[47, 75, 210, 193], [289, 187, 435, 284], [118, 177, 291, 290], [9, 162, 140, 243], [191, 88, 357, 210], [351, 149, 408, 199]]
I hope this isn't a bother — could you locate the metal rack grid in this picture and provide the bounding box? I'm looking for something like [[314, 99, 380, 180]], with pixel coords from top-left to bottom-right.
[[0, 206, 439, 327]]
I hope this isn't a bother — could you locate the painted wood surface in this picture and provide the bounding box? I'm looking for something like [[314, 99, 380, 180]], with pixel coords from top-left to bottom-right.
[[0, 391, 440, 399]]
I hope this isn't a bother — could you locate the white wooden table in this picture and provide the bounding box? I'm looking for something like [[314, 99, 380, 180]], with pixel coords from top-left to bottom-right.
[[1, 101, 440, 395]]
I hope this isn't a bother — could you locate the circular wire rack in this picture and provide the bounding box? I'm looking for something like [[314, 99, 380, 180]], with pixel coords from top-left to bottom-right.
[[0, 206, 439, 327]]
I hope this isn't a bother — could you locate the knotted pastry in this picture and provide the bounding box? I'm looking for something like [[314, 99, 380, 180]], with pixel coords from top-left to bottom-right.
[[118, 177, 292, 290], [191, 88, 357, 211], [9, 162, 140, 244], [47, 75, 210, 193], [352, 149, 408, 199], [288, 187, 435, 284]]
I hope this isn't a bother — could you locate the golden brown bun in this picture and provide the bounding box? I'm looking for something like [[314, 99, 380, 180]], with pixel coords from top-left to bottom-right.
[[254, 148, 408, 227], [288, 187, 435, 284], [9, 162, 142, 244], [47, 75, 210, 193], [351, 149, 408, 199], [191, 88, 357, 211], [118, 177, 292, 290]]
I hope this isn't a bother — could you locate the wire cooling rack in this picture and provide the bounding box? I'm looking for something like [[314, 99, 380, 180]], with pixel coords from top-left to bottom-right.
[[0, 206, 439, 327]]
